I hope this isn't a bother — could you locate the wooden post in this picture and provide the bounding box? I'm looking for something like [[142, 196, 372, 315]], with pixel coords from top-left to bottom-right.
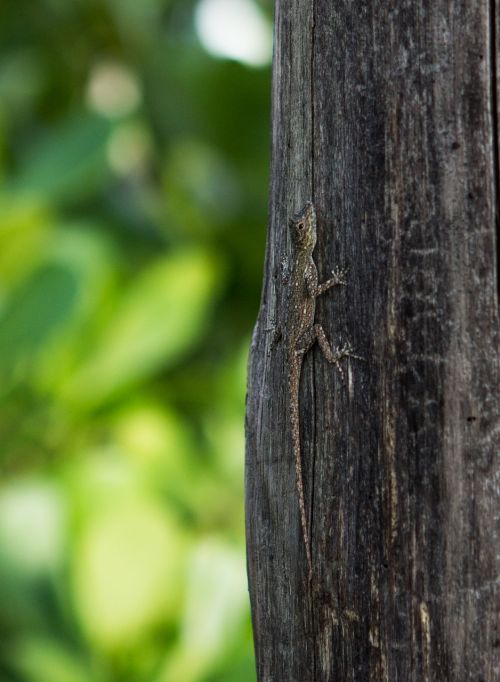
[[245, 1, 500, 679]]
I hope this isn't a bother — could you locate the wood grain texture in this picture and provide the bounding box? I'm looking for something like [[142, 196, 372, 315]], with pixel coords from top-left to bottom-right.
[[245, 1, 500, 680]]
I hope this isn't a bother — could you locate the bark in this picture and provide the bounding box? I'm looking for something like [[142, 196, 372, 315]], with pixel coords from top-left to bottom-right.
[[245, 1, 500, 680]]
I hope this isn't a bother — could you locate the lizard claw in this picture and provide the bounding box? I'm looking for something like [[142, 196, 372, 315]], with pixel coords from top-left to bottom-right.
[[330, 341, 364, 382], [331, 265, 349, 286], [334, 341, 365, 364]]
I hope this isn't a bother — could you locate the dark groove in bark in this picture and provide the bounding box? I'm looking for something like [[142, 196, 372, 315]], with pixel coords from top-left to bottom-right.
[[310, 3, 318, 680], [310, 0, 316, 201], [490, 0, 500, 303]]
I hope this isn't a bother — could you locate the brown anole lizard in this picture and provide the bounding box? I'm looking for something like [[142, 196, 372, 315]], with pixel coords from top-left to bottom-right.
[[280, 201, 361, 581]]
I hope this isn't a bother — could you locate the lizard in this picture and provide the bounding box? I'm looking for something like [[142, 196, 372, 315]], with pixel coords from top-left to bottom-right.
[[280, 201, 361, 581]]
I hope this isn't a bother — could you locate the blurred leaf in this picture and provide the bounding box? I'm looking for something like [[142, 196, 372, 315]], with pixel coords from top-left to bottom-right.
[[111, 401, 223, 525], [112, 402, 196, 488], [6, 637, 92, 682], [0, 50, 44, 113], [62, 249, 222, 407], [0, 481, 68, 633], [113, 402, 191, 465], [11, 114, 113, 204], [34, 223, 120, 389], [105, 0, 175, 36], [0, 221, 118, 394], [0, 195, 52, 289], [0, 479, 67, 575], [201, 613, 256, 682], [182, 539, 247, 654], [0, 263, 79, 386], [203, 342, 247, 491], [205, 412, 245, 485], [156, 538, 248, 682], [73, 497, 183, 649], [164, 138, 241, 237]]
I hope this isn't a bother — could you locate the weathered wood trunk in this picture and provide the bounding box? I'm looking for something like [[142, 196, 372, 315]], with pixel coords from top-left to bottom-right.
[[245, 1, 500, 680]]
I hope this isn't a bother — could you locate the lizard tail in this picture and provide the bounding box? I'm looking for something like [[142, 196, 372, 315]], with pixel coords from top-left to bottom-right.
[[289, 358, 313, 580]]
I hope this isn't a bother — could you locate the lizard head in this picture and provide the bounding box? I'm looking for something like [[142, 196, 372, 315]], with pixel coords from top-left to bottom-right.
[[290, 201, 317, 251]]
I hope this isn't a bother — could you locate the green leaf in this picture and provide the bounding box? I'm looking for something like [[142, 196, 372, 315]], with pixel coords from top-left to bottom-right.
[[33, 224, 120, 390], [0, 222, 118, 392], [11, 114, 113, 204], [72, 497, 183, 649], [0, 195, 52, 288], [6, 637, 92, 682], [154, 539, 248, 682], [0, 479, 66, 575], [62, 249, 222, 407], [0, 263, 79, 383]]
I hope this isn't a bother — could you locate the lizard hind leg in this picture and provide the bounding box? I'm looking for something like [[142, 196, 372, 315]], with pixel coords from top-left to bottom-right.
[[297, 324, 360, 381]]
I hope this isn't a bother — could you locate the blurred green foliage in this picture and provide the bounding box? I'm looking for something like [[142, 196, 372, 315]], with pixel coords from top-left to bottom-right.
[[0, 0, 271, 679]]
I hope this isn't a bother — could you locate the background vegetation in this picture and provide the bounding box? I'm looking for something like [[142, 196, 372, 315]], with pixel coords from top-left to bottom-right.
[[0, 1, 271, 679]]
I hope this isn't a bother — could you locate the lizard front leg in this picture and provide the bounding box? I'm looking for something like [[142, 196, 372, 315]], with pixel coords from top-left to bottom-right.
[[314, 265, 349, 296]]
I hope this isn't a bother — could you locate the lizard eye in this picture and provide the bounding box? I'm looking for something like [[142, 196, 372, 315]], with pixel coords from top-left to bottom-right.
[[297, 222, 305, 230]]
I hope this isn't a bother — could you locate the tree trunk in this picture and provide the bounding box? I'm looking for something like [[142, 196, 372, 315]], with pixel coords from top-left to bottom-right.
[[245, 1, 500, 680]]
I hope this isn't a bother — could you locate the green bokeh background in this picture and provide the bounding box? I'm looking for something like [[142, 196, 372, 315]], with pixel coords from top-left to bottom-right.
[[0, 1, 271, 679]]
